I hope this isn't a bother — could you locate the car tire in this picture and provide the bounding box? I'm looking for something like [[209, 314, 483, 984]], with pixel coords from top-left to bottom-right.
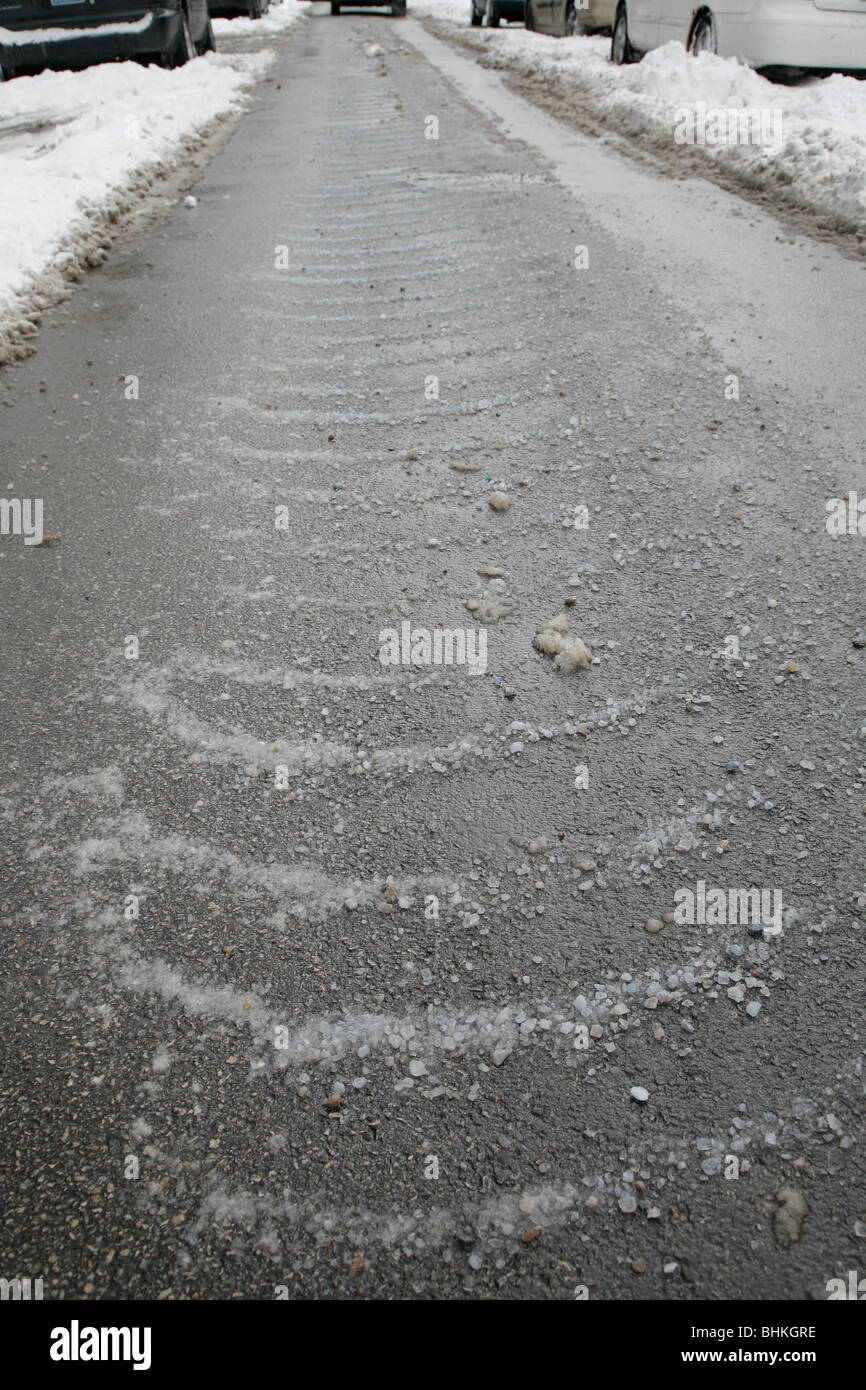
[[688, 10, 717, 54], [610, 3, 634, 63], [331, 1, 340, 11], [564, 1, 578, 35], [485, 0, 500, 23], [164, 9, 196, 67], [196, 17, 215, 53], [524, 0, 534, 27], [470, 1, 482, 22], [391, 1, 407, 13]]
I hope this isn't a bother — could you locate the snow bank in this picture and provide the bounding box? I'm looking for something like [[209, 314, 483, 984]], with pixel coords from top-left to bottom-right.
[[415, 0, 866, 239], [212, 1, 311, 37], [0, 2, 311, 364]]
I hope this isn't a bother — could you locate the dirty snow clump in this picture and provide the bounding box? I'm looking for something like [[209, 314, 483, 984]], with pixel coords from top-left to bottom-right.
[[533, 613, 592, 672]]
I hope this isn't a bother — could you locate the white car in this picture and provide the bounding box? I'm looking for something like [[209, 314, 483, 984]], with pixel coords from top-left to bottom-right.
[[610, 0, 866, 73]]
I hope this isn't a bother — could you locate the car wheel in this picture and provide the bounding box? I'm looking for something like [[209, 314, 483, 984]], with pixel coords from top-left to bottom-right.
[[610, 3, 634, 63], [689, 10, 717, 54], [196, 17, 215, 53], [470, 1, 482, 23], [485, 0, 500, 24], [564, 1, 579, 34], [524, 0, 534, 27], [391, 0, 407, 13], [164, 9, 195, 67], [331, 1, 340, 10]]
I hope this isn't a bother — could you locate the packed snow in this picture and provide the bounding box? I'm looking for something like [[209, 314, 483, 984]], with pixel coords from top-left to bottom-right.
[[0, 2, 310, 363], [211, 3, 311, 37], [415, 0, 866, 238]]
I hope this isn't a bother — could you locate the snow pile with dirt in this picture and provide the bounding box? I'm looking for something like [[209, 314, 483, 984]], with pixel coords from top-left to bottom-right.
[[211, 2, 311, 37], [416, 0, 866, 238], [0, 2, 310, 364]]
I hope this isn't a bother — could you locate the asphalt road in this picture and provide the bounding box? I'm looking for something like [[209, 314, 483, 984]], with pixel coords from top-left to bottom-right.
[[1, 6, 864, 1302]]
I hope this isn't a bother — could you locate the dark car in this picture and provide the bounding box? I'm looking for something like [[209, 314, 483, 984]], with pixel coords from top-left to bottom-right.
[[0, 0, 214, 78], [523, 0, 614, 32], [208, 0, 268, 17], [330, 3, 407, 14], [470, 0, 524, 22]]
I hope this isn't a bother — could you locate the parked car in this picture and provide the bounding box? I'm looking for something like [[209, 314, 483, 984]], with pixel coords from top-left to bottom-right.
[[524, 0, 616, 33], [209, 0, 269, 15], [470, 0, 525, 24], [610, 0, 866, 74], [0, 0, 214, 78], [330, 2, 406, 13]]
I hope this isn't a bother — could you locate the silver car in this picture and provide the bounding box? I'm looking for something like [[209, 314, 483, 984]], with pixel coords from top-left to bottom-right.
[[610, 0, 866, 73]]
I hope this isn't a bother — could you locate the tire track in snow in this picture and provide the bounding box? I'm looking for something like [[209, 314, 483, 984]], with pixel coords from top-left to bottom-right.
[[106, 648, 616, 779], [142, 1051, 862, 1267], [48, 809, 460, 922], [49, 880, 789, 1080]]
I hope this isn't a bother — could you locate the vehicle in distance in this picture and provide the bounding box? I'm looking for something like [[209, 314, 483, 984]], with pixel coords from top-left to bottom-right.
[[330, 1, 406, 14], [471, 0, 526, 25], [524, 0, 616, 34]]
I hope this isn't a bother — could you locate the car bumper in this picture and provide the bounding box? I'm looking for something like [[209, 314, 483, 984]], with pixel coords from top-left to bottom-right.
[[719, 1, 866, 70], [0, 9, 180, 69]]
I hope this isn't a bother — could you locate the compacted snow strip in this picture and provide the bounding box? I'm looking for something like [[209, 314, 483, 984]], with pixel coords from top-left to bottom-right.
[[52, 809, 460, 917], [115, 657, 630, 777], [0, 2, 310, 364], [415, 0, 866, 240], [158, 646, 440, 691], [118, 662, 490, 774], [67, 883, 786, 1068], [173, 1053, 861, 1252]]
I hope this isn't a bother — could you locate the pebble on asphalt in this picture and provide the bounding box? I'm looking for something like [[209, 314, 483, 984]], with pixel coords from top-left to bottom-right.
[[774, 1186, 809, 1246]]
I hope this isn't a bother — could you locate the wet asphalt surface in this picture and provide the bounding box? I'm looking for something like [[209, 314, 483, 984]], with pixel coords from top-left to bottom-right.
[[0, 6, 864, 1301]]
